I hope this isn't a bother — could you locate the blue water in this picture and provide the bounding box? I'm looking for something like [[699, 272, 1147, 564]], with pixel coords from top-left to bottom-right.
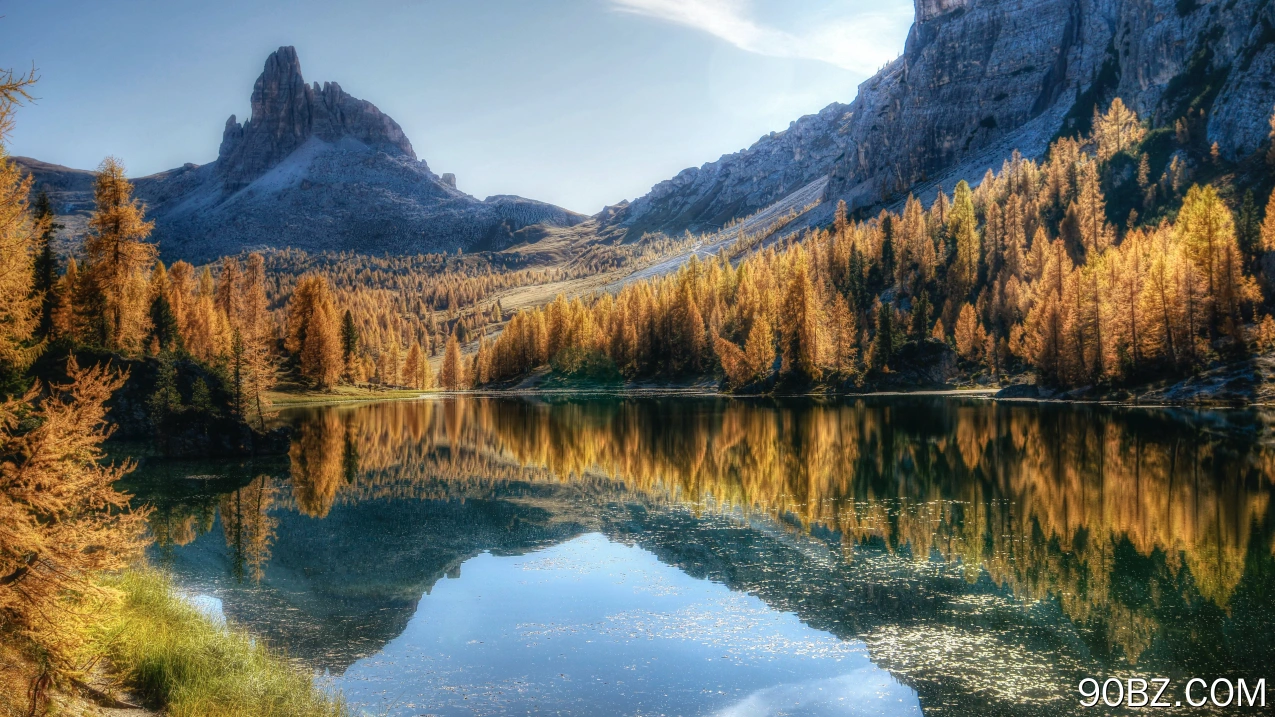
[[333, 533, 921, 717], [131, 395, 1275, 716]]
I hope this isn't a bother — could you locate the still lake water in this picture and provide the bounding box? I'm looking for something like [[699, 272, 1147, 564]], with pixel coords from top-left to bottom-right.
[[125, 396, 1275, 716]]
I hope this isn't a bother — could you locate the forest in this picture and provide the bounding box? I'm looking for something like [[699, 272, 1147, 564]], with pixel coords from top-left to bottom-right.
[[481, 100, 1275, 392], [0, 66, 344, 715], [3, 41, 1275, 711], [7, 99, 1274, 403]]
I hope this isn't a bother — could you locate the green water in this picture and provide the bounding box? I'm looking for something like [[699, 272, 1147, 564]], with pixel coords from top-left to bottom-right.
[[125, 396, 1275, 715]]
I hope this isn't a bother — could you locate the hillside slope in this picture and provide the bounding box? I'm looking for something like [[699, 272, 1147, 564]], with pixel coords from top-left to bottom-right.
[[608, 0, 1275, 239]]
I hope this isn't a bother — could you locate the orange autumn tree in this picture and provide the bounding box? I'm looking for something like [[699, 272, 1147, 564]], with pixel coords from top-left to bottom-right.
[[0, 67, 39, 382], [82, 157, 157, 352], [441, 334, 465, 389], [0, 359, 149, 682], [476, 98, 1265, 392], [286, 275, 342, 389]]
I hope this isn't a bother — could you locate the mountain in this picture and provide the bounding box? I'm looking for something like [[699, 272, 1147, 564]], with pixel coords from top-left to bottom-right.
[[20, 1, 1275, 266], [607, 0, 1275, 237], [18, 47, 584, 263]]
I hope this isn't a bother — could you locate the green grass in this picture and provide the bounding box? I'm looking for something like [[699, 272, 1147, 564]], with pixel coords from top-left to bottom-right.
[[96, 569, 347, 717], [267, 384, 437, 407]]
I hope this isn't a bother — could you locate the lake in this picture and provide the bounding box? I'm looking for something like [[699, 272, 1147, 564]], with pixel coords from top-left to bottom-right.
[[124, 396, 1275, 716]]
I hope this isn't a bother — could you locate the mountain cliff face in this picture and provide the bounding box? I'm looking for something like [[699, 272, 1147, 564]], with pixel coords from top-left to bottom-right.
[[216, 46, 416, 191], [20, 47, 583, 263], [612, 0, 1275, 236]]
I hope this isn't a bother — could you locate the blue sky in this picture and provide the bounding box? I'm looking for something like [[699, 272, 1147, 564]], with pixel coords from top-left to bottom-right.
[[0, 0, 913, 214]]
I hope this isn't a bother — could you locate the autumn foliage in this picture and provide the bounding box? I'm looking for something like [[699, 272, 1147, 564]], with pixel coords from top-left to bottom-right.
[[0, 359, 149, 679], [476, 100, 1270, 390]]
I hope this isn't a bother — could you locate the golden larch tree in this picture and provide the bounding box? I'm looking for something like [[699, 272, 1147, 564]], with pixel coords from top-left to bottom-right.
[[0, 70, 39, 377], [83, 157, 156, 352], [0, 359, 149, 681], [441, 334, 464, 389]]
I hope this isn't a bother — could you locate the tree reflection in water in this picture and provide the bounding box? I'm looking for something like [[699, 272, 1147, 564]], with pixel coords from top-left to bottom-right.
[[138, 396, 1275, 715]]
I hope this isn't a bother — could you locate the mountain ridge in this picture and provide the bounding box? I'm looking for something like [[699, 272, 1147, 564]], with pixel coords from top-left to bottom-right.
[[19, 0, 1275, 266], [606, 0, 1275, 241], [18, 46, 585, 263]]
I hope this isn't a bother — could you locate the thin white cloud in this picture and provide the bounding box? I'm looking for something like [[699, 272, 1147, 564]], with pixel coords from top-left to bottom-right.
[[609, 0, 913, 75]]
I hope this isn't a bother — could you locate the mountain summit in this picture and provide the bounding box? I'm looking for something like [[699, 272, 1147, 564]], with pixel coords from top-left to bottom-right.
[[20, 46, 583, 262], [607, 0, 1275, 239], [216, 46, 415, 190]]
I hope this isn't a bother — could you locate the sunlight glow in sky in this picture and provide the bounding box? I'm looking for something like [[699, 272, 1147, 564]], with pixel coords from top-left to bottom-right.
[[0, 0, 913, 214]]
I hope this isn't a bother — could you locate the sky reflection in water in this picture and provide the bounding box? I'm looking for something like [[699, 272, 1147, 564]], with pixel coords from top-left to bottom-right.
[[129, 395, 1275, 716], [337, 533, 919, 716]]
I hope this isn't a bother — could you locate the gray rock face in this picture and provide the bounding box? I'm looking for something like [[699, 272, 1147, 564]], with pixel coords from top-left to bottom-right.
[[613, 102, 853, 238], [19, 46, 583, 263], [614, 0, 1275, 234], [217, 47, 416, 190]]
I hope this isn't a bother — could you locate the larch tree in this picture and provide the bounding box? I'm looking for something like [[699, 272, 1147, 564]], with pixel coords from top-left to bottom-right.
[[1070, 156, 1112, 257], [51, 257, 79, 341], [1267, 104, 1275, 167], [743, 313, 776, 383], [948, 180, 981, 300], [1177, 184, 1237, 340], [713, 334, 752, 388], [288, 275, 342, 389], [441, 333, 464, 389], [166, 260, 193, 340], [186, 267, 227, 362], [404, 342, 423, 389], [828, 292, 858, 376], [1092, 97, 1146, 162], [780, 249, 823, 381], [302, 297, 342, 389], [954, 302, 984, 361], [1261, 187, 1275, 252], [420, 347, 436, 389], [240, 254, 274, 428], [0, 359, 149, 684], [215, 257, 243, 330], [0, 71, 39, 381], [83, 157, 156, 352]]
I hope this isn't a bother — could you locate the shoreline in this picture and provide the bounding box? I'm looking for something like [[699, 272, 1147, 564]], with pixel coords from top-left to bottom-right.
[[267, 384, 1272, 410]]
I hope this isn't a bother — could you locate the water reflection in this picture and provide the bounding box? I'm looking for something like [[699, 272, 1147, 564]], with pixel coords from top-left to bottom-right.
[[129, 396, 1275, 716]]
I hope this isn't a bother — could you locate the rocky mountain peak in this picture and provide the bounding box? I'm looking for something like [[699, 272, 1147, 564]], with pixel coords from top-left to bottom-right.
[[612, 0, 1275, 240], [216, 46, 416, 189], [913, 0, 971, 23]]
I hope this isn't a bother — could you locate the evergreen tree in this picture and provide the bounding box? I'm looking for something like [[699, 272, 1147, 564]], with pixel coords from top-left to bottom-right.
[[340, 309, 359, 364], [31, 190, 60, 340], [948, 180, 980, 299], [911, 292, 932, 340], [1237, 190, 1260, 267], [147, 350, 182, 427], [148, 276, 181, 354], [869, 301, 895, 370]]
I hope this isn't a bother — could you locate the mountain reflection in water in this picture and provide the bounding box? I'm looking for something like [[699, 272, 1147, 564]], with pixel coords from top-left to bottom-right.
[[128, 396, 1275, 716]]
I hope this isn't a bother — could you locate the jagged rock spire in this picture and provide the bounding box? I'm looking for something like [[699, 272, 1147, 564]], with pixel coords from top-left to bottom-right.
[[216, 46, 415, 188]]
